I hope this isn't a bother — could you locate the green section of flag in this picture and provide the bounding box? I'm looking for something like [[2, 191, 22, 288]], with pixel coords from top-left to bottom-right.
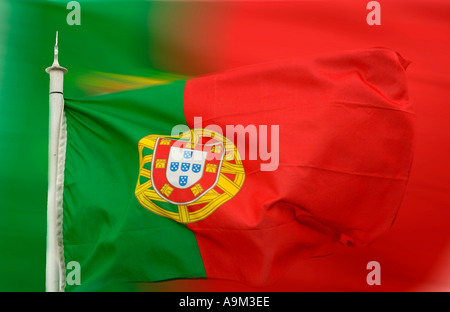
[[63, 81, 206, 291], [0, 0, 190, 291]]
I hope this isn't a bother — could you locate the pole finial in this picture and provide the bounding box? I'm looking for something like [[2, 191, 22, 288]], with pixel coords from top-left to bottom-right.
[[46, 31, 67, 74], [53, 31, 59, 66]]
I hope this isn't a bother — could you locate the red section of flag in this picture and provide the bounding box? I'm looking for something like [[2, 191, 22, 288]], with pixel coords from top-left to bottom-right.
[[183, 48, 415, 285], [151, 0, 450, 291]]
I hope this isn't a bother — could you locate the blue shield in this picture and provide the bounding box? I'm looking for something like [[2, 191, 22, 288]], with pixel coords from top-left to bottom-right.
[[170, 162, 179, 172], [192, 164, 202, 173], [179, 175, 188, 186], [183, 151, 193, 159], [181, 162, 190, 172]]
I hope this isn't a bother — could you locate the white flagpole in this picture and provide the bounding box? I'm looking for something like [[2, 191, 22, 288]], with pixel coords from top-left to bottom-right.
[[45, 31, 67, 292]]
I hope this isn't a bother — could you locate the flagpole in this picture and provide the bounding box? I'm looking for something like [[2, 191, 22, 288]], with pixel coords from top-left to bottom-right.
[[45, 31, 67, 292]]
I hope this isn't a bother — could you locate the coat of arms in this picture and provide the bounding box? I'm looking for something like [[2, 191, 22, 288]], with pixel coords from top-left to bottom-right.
[[135, 128, 245, 223]]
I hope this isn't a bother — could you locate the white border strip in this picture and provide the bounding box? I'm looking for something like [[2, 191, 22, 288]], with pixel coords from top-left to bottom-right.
[[56, 110, 67, 292]]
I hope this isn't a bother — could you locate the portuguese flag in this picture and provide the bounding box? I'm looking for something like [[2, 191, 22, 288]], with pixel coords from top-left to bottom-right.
[[59, 48, 414, 291]]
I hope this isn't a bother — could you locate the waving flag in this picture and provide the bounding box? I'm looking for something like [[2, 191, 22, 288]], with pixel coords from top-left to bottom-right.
[[55, 48, 414, 291]]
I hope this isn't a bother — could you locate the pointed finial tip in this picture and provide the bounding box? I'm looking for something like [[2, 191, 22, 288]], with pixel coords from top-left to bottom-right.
[[45, 31, 67, 74]]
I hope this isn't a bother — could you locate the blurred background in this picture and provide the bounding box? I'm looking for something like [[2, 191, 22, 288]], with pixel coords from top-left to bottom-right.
[[0, 0, 449, 291]]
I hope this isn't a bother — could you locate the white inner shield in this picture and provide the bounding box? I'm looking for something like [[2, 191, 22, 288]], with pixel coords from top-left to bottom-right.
[[166, 146, 207, 189]]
